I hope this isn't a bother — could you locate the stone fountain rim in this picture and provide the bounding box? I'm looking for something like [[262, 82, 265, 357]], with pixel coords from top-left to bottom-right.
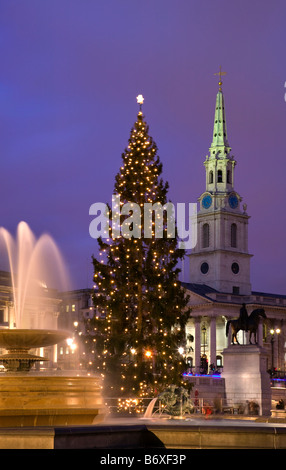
[[0, 328, 70, 335]]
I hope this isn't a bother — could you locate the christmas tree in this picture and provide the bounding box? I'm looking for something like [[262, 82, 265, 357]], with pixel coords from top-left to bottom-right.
[[85, 95, 191, 398]]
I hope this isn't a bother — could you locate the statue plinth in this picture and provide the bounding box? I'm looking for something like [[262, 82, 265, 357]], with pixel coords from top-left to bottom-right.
[[222, 344, 271, 416]]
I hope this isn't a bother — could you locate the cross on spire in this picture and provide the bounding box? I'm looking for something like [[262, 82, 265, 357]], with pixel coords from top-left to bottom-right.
[[214, 66, 226, 91]]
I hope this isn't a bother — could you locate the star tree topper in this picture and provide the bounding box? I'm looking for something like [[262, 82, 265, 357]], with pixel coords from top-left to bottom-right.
[[136, 94, 144, 109]]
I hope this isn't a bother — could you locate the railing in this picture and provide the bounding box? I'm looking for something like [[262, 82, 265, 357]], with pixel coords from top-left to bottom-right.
[[102, 396, 270, 417], [269, 370, 286, 379]]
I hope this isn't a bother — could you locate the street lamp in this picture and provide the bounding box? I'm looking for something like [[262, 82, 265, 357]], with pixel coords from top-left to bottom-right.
[[201, 324, 208, 374], [276, 329, 281, 370], [270, 328, 281, 374]]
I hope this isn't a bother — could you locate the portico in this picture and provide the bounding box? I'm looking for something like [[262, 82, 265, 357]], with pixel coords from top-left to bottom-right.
[[184, 282, 286, 374]]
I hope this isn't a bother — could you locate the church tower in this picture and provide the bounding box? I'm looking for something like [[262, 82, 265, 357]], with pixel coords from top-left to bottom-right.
[[189, 69, 252, 295]]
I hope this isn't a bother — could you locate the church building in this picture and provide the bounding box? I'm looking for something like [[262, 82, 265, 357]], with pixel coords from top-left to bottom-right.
[[183, 72, 286, 375]]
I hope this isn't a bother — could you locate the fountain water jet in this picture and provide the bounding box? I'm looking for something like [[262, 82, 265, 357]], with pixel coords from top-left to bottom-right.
[[0, 221, 71, 371], [0, 221, 70, 329], [0, 222, 104, 427]]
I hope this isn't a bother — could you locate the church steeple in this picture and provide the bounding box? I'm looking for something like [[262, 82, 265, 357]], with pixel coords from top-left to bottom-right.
[[188, 72, 252, 295]]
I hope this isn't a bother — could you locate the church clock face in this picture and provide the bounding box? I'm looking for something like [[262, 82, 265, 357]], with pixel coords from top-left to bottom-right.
[[202, 194, 212, 209], [228, 193, 238, 209]]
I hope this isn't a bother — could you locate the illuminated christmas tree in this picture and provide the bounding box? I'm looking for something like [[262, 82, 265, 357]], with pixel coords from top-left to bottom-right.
[[85, 95, 190, 397]]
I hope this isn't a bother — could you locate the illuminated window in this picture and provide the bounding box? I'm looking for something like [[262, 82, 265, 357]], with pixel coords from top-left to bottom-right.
[[216, 355, 222, 367], [72, 304, 76, 312]]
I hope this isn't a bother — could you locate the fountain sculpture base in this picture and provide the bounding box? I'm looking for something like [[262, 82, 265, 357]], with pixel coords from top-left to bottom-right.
[[0, 329, 105, 426], [0, 350, 47, 372]]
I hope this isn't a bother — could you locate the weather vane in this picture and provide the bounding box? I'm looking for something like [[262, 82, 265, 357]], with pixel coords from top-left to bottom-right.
[[136, 94, 144, 110], [214, 66, 226, 91]]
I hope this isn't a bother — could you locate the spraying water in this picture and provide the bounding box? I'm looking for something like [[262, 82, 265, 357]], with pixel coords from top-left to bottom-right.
[[0, 221, 70, 329]]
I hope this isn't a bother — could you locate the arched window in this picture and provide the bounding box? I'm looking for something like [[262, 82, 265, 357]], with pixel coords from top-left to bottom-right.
[[209, 171, 213, 184], [217, 169, 223, 183], [231, 223, 237, 248], [202, 223, 210, 248]]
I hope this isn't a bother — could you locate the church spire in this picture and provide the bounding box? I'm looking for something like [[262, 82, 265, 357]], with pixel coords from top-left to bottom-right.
[[209, 67, 231, 157], [203, 68, 236, 194]]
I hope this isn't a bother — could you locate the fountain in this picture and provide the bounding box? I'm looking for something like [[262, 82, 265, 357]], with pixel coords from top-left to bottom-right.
[[0, 328, 69, 372], [0, 222, 104, 428]]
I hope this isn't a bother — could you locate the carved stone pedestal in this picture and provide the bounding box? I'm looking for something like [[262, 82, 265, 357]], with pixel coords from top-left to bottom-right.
[[222, 345, 271, 416]]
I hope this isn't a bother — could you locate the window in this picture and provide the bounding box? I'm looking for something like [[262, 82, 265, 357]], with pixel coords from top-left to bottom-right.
[[209, 171, 213, 184], [0, 310, 4, 323], [217, 170, 223, 183], [216, 355, 222, 367], [202, 223, 210, 248], [231, 223, 237, 248], [187, 357, 193, 368], [72, 304, 76, 312], [201, 262, 209, 274], [232, 286, 240, 295], [227, 170, 231, 184], [65, 305, 69, 313], [231, 262, 239, 274]]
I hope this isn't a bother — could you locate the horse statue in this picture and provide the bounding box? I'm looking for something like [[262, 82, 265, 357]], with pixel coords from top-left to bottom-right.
[[226, 306, 266, 345]]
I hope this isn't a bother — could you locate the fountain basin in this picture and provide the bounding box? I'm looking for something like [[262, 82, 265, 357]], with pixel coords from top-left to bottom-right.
[[0, 328, 70, 350], [0, 373, 105, 427]]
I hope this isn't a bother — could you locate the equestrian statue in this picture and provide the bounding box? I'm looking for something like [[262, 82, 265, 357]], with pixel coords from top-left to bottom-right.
[[226, 304, 266, 345]]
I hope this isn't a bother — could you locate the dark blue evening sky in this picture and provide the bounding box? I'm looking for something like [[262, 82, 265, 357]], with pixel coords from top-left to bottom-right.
[[0, 0, 285, 293]]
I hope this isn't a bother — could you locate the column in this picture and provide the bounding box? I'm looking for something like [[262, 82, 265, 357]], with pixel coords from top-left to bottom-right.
[[225, 317, 232, 346], [210, 316, 217, 367], [257, 321, 263, 347], [53, 344, 58, 364], [194, 317, 201, 374]]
